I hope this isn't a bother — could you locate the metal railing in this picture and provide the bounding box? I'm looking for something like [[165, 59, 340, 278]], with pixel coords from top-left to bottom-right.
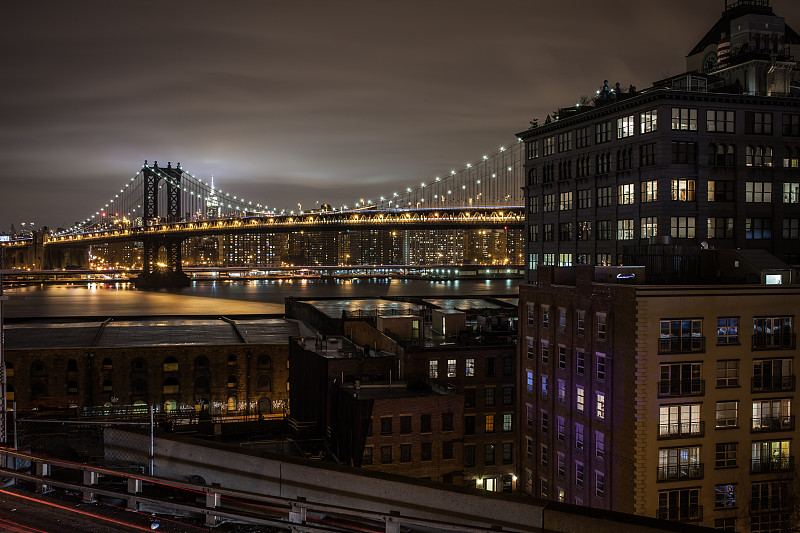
[[752, 375, 796, 393], [657, 380, 705, 398], [752, 334, 796, 351], [658, 336, 705, 354], [751, 455, 794, 474], [751, 415, 795, 433], [658, 421, 704, 439], [657, 463, 704, 482], [657, 505, 703, 522]]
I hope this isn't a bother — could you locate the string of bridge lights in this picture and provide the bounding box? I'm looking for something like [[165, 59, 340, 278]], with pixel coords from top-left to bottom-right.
[[61, 139, 523, 235]]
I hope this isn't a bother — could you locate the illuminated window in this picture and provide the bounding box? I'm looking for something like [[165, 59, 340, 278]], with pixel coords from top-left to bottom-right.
[[671, 108, 697, 131]]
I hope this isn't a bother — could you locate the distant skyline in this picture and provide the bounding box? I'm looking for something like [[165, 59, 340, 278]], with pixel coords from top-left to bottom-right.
[[3, 0, 800, 232]]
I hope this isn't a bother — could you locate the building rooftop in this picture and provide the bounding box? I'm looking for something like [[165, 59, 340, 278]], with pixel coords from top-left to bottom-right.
[[341, 382, 454, 400], [305, 299, 419, 319], [4, 317, 302, 349], [423, 298, 502, 311]]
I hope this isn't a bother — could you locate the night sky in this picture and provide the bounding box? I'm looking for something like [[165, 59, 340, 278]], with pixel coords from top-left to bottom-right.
[[3, 1, 799, 232]]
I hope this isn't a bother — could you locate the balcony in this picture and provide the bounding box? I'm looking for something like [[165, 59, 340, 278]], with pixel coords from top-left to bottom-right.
[[658, 336, 706, 354], [658, 421, 705, 440], [657, 505, 703, 522], [751, 455, 794, 474], [752, 375, 796, 393], [751, 415, 795, 433], [752, 334, 796, 351], [750, 498, 790, 513], [658, 380, 705, 398], [657, 463, 704, 482]]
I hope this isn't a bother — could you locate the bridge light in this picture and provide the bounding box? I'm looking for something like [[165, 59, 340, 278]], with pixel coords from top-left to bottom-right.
[[466, 163, 471, 168], [483, 155, 488, 160], [435, 177, 440, 182], [450, 170, 455, 176], [500, 146, 505, 151], [507, 167, 512, 171]]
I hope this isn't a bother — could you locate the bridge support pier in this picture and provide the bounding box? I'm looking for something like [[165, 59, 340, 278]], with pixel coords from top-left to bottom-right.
[[134, 237, 190, 288]]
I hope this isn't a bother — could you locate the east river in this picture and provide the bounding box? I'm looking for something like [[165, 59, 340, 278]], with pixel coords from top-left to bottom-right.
[[1, 278, 521, 318]]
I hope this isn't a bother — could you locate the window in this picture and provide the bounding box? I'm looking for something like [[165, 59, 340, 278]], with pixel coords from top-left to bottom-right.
[[617, 219, 635, 240], [671, 179, 695, 201], [617, 115, 635, 138], [751, 480, 790, 513], [671, 142, 697, 164], [641, 109, 657, 134], [784, 182, 800, 203], [400, 444, 411, 463], [442, 412, 454, 431], [575, 423, 584, 450], [641, 216, 658, 238], [576, 349, 585, 375], [558, 131, 573, 152], [672, 108, 697, 131], [557, 379, 566, 404], [595, 431, 605, 460], [659, 404, 701, 437], [596, 186, 612, 207], [746, 217, 772, 239], [641, 180, 657, 203], [485, 414, 495, 433], [541, 375, 549, 398], [707, 110, 735, 133], [526, 370, 533, 392], [670, 216, 696, 238], [428, 360, 438, 378], [526, 141, 539, 159], [746, 112, 773, 135], [526, 403, 534, 429], [485, 357, 495, 377], [596, 353, 606, 381], [785, 218, 800, 239], [753, 357, 793, 391], [752, 398, 793, 431], [442, 441, 453, 460], [715, 442, 737, 468], [502, 413, 512, 432], [421, 413, 432, 433], [541, 305, 550, 328], [557, 452, 565, 477], [465, 389, 477, 409], [502, 443, 513, 465], [543, 136, 556, 156], [596, 253, 612, 266], [381, 445, 392, 464], [576, 311, 585, 336], [716, 318, 739, 345], [640, 143, 657, 166], [713, 484, 736, 509], [577, 221, 592, 241], [421, 442, 432, 461], [783, 113, 800, 136], [575, 461, 584, 487], [541, 341, 549, 365], [543, 224, 554, 242], [577, 189, 592, 209], [596, 314, 607, 340], [558, 345, 566, 368], [595, 471, 605, 499], [540, 444, 549, 467], [559, 191, 573, 211], [447, 359, 456, 378], [708, 217, 734, 239], [576, 126, 591, 148], [557, 308, 567, 332], [595, 121, 612, 144], [658, 488, 700, 522], [659, 362, 702, 396], [504, 356, 513, 375], [528, 195, 538, 214], [540, 410, 549, 433], [559, 223, 573, 242], [400, 415, 412, 434], [596, 152, 611, 174], [716, 360, 739, 387], [380, 417, 393, 435], [617, 183, 635, 205], [526, 337, 534, 359], [576, 386, 585, 412], [595, 392, 605, 419], [465, 358, 475, 377], [503, 386, 513, 405], [485, 387, 495, 407], [746, 146, 774, 167], [485, 444, 495, 465], [363, 447, 373, 465], [465, 415, 475, 435], [543, 193, 555, 212], [751, 441, 790, 473], [657, 446, 701, 481], [715, 401, 738, 428], [709, 144, 736, 166]]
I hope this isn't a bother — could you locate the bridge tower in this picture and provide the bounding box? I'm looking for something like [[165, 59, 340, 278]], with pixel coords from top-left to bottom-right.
[[137, 161, 190, 288]]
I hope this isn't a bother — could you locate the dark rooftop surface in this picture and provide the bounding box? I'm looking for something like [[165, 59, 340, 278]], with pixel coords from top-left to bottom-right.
[[235, 319, 301, 343], [423, 298, 501, 310]]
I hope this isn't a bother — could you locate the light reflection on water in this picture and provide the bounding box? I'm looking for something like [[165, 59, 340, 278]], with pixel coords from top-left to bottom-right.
[[3, 278, 520, 318]]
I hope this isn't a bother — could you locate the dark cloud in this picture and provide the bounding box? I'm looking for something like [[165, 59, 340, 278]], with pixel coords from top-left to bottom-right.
[[2, 0, 799, 230]]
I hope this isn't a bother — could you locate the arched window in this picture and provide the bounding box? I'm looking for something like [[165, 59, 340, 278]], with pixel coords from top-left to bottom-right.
[[163, 357, 179, 372], [227, 355, 237, 366], [726, 144, 736, 167], [227, 396, 237, 411], [227, 375, 237, 389], [257, 397, 272, 415], [257, 375, 272, 392], [31, 382, 48, 401], [194, 356, 209, 371], [31, 360, 46, 377], [132, 379, 148, 396], [257, 355, 272, 370], [67, 359, 78, 372], [67, 380, 78, 395], [163, 377, 179, 394], [194, 376, 210, 394], [132, 358, 147, 372], [164, 400, 177, 412], [102, 358, 113, 370], [102, 379, 112, 393], [132, 401, 148, 414]]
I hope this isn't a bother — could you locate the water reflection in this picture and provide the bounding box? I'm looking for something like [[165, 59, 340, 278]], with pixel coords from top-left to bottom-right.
[[3, 278, 521, 318]]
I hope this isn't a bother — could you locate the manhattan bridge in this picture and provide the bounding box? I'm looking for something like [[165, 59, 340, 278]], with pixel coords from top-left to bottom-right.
[[2, 141, 525, 286]]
